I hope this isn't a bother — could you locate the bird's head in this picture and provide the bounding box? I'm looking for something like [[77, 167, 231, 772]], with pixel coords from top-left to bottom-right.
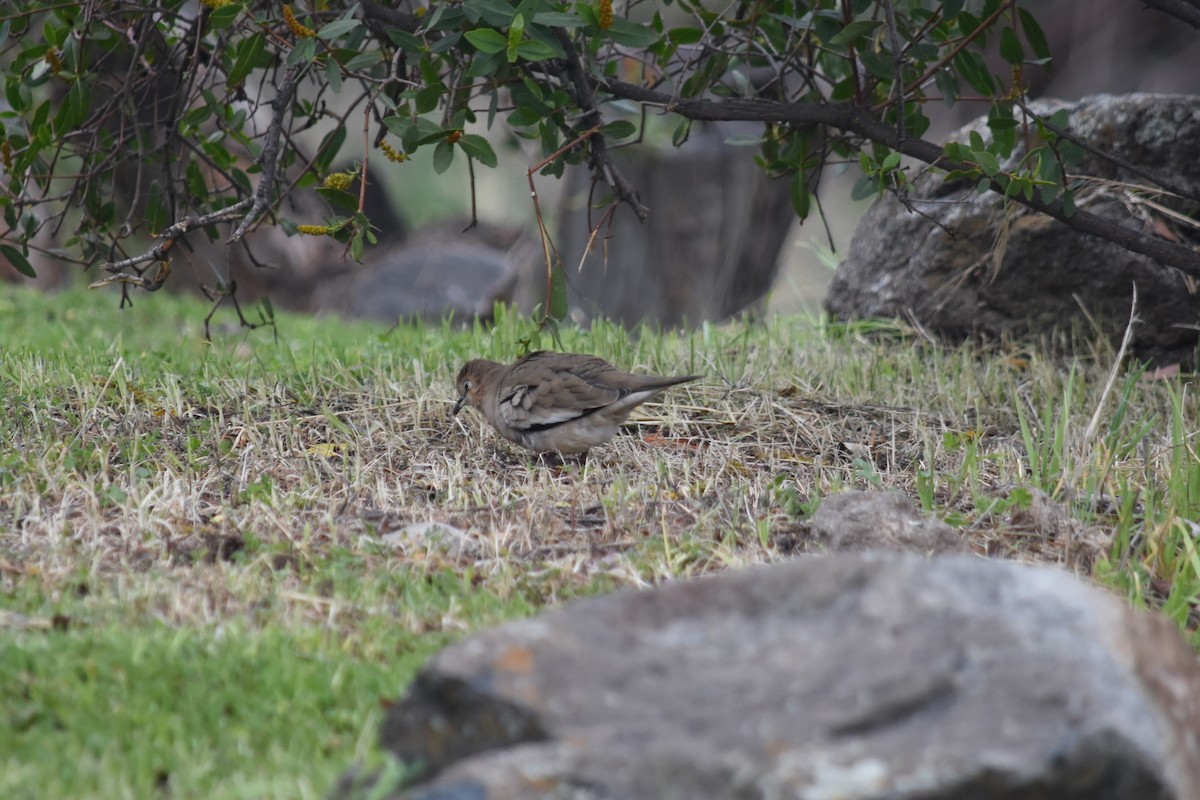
[[452, 359, 500, 415]]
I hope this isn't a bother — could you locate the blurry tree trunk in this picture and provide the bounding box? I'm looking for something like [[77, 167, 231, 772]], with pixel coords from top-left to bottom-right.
[[557, 124, 798, 327]]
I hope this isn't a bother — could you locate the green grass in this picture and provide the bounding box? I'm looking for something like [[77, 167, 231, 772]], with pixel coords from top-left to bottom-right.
[[2, 283, 1199, 797]]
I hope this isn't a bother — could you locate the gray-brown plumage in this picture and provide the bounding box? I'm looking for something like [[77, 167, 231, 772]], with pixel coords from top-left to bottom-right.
[[452, 351, 700, 454]]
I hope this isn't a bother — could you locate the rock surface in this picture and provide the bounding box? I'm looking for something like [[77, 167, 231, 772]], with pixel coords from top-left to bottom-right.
[[825, 93, 1200, 365], [804, 490, 967, 554], [349, 552, 1200, 800]]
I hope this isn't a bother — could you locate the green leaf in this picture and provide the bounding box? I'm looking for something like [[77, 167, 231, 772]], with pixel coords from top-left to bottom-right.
[[457, 134, 498, 167], [516, 40, 558, 61], [464, 28, 508, 54], [829, 20, 882, 47], [467, 49, 506, 78], [432, 140, 455, 174], [531, 12, 585, 28], [465, 0, 517, 28], [524, 23, 568, 57], [227, 32, 266, 89], [880, 151, 901, 172], [790, 170, 810, 219], [1018, 8, 1051, 62], [414, 84, 442, 114], [344, 50, 383, 71], [957, 11, 980, 37], [389, 30, 424, 53], [667, 27, 704, 45], [999, 26, 1024, 65], [988, 104, 1017, 157], [185, 160, 208, 198], [856, 48, 894, 81], [850, 173, 878, 202], [325, 57, 343, 93], [905, 106, 931, 139], [1062, 189, 1076, 217], [507, 13, 526, 53], [972, 150, 1000, 177], [507, 106, 543, 127], [603, 17, 659, 48], [0, 244, 35, 278], [317, 17, 361, 41], [316, 186, 360, 213], [934, 69, 959, 105], [953, 50, 995, 95], [600, 120, 637, 140], [672, 119, 691, 147], [207, 3, 242, 30], [1059, 140, 1085, 169], [286, 36, 317, 66]]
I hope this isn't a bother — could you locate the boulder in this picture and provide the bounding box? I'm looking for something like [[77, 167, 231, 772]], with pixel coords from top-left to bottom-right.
[[804, 490, 967, 555], [825, 93, 1200, 365], [346, 552, 1200, 799]]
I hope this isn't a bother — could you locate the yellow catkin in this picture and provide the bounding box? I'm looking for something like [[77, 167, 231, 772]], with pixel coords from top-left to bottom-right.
[[322, 172, 354, 190], [296, 224, 333, 235], [45, 48, 62, 76], [597, 0, 613, 30], [1, 140, 12, 173], [379, 141, 408, 163], [283, 5, 316, 38], [200, 0, 235, 9]]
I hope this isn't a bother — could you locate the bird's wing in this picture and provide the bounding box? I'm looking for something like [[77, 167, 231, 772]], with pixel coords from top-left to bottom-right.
[[497, 355, 625, 431]]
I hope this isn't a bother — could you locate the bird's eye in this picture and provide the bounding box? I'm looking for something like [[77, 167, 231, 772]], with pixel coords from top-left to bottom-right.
[[462, 380, 472, 391]]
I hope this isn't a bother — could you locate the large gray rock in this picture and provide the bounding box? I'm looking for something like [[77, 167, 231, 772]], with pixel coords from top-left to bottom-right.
[[825, 93, 1200, 365], [353, 553, 1200, 799]]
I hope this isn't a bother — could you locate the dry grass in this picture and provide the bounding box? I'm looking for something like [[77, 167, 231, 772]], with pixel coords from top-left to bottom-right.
[[2, 285, 1198, 798]]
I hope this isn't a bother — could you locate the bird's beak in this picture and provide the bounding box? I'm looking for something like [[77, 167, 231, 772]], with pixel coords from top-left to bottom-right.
[[452, 395, 467, 415]]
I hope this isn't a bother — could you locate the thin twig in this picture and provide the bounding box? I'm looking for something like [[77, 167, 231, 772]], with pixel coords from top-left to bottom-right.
[[1084, 283, 1139, 442]]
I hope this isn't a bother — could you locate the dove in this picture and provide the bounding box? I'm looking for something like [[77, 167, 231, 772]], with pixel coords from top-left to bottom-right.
[[452, 351, 700, 455]]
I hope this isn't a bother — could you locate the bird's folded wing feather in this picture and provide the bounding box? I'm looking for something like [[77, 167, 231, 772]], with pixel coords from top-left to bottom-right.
[[498, 367, 623, 431]]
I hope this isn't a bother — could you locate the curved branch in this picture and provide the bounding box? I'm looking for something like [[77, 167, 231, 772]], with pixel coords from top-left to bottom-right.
[[553, 30, 649, 221], [601, 80, 1200, 276], [1141, 0, 1200, 30]]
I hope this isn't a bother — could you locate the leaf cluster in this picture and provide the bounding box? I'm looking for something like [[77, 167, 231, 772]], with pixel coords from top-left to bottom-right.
[[2, 0, 1189, 304]]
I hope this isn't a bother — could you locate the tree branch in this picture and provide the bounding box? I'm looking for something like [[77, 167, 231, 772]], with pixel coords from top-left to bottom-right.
[[230, 62, 308, 242], [358, 1, 421, 35], [553, 30, 649, 221], [1141, 0, 1200, 29], [601, 80, 1200, 276], [98, 199, 253, 276]]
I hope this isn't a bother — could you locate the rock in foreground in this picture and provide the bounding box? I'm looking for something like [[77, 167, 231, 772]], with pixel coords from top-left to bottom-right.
[[348, 553, 1200, 800]]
